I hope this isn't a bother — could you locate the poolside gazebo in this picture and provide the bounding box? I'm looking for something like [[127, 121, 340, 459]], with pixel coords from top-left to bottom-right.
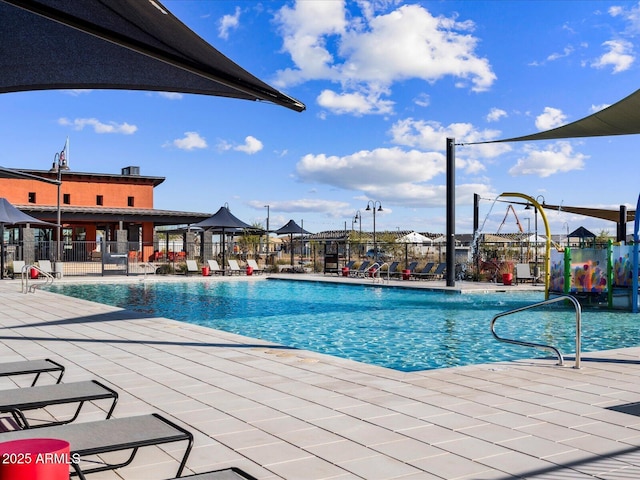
[[192, 206, 255, 274], [274, 220, 312, 268]]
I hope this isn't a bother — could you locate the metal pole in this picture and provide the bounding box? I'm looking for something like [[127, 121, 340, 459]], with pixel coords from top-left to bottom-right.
[[445, 138, 455, 286], [264, 205, 269, 264]]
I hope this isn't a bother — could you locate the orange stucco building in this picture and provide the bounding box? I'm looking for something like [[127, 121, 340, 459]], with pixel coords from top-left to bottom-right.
[[0, 166, 209, 262]]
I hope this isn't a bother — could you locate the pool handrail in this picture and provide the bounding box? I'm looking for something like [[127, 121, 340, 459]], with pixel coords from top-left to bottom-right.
[[369, 262, 390, 284], [490, 295, 582, 369], [22, 264, 55, 294]]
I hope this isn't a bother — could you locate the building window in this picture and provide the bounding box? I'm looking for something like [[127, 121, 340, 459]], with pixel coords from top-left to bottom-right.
[[63, 193, 70, 205], [128, 196, 134, 207], [96, 195, 103, 206], [28, 192, 36, 203]]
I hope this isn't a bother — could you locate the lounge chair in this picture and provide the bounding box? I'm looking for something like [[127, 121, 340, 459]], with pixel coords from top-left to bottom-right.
[[246, 259, 264, 275], [0, 380, 118, 428], [350, 260, 370, 277], [11, 260, 26, 279], [37, 259, 53, 276], [412, 262, 434, 280], [0, 358, 65, 386], [384, 261, 400, 278], [394, 261, 418, 279], [185, 259, 199, 275], [516, 263, 534, 283], [228, 259, 245, 275], [172, 468, 258, 480], [0, 413, 193, 479], [425, 262, 446, 280], [207, 259, 225, 275]]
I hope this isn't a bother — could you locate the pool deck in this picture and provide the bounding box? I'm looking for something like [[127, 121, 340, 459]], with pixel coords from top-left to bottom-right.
[[2, 273, 640, 479]]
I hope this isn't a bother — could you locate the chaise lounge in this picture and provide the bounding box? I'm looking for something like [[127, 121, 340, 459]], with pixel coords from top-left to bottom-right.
[[0, 413, 193, 480], [0, 380, 118, 429], [0, 358, 65, 386]]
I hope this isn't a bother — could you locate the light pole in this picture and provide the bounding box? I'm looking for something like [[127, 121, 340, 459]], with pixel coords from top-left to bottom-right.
[[49, 151, 68, 262], [365, 201, 383, 263], [534, 195, 545, 281], [264, 205, 270, 264], [353, 210, 361, 258]]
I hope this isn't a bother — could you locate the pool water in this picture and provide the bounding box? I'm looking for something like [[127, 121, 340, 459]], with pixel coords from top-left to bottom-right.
[[47, 280, 640, 372]]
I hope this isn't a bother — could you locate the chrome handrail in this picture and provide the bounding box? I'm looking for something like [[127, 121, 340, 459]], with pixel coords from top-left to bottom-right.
[[22, 264, 55, 293], [490, 295, 582, 369], [370, 262, 389, 284]]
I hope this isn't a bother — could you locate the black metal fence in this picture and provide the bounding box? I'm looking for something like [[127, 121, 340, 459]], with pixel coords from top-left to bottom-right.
[[2, 238, 550, 280]]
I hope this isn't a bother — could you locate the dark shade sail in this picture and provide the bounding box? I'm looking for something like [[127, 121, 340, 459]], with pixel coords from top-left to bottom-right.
[[0, 197, 56, 279], [192, 206, 252, 230], [0, 197, 56, 226], [464, 88, 640, 144], [568, 227, 596, 238], [273, 219, 312, 235], [1, 0, 305, 112]]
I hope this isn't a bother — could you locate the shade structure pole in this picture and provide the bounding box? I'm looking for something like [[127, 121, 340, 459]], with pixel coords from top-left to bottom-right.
[[445, 138, 455, 286], [618, 205, 627, 242]]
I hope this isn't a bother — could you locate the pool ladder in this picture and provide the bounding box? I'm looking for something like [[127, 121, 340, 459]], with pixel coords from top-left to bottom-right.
[[369, 262, 390, 284], [490, 295, 582, 369], [20, 264, 55, 294]]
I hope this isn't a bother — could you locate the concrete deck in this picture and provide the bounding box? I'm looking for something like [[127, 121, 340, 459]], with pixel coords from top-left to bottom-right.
[[2, 274, 640, 479]]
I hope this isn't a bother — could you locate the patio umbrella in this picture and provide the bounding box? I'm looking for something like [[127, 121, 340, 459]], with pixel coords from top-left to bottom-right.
[[0, 0, 305, 112], [191, 206, 253, 274], [0, 198, 57, 279], [273, 220, 312, 267]]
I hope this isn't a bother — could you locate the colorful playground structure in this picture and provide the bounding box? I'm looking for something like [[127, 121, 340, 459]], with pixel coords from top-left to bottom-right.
[[498, 192, 639, 312], [548, 241, 638, 311]]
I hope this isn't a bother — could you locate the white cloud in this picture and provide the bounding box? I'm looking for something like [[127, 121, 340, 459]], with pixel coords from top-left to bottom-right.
[[413, 93, 430, 107], [535, 107, 567, 130], [547, 45, 574, 61], [297, 147, 445, 189], [275, 2, 496, 116], [317, 89, 394, 115], [158, 92, 183, 100], [248, 198, 350, 214], [590, 103, 610, 113], [217, 136, 263, 154], [388, 118, 510, 159], [58, 117, 137, 134], [235, 136, 263, 154], [591, 39, 634, 73], [486, 108, 507, 122], [508, 141, 587, 177], [170, 132, 207, 151], [219, 7, 241, 40]]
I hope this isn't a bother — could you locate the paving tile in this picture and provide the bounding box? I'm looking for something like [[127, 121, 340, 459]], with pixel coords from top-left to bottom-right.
[[5, 278, 640, 479]]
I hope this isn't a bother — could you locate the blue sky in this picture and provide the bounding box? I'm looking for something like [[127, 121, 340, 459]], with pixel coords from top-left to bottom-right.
[[2, 0, 640, 237]]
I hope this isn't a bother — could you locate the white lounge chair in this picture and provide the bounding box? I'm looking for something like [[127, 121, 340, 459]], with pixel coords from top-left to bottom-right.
[[515, 263, 534, 283], [185, 259, 199, 275], [227, 259, 245, 275], [246, 259, 264, 275], [11, 260, 26, 279], [37, 259, 53, 276], [207, 259, 225, 275]]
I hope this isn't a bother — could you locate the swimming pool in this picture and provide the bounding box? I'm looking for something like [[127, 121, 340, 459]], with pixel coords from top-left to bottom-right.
[[47, 280, 640, 372]]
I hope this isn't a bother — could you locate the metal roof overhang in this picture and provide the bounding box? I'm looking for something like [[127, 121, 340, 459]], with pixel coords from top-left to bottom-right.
[[15, 205, 211, 226]]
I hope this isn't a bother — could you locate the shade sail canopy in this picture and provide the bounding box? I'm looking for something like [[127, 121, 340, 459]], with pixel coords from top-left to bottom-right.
[[540, 203, 635, 223], [568, 226, 596, 238], [192, 206, 252, 231], [0, 198, 56, 226], [1, 0, 305, 112], [465, 89, 640, 144], [273, 220, 312, 235]]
